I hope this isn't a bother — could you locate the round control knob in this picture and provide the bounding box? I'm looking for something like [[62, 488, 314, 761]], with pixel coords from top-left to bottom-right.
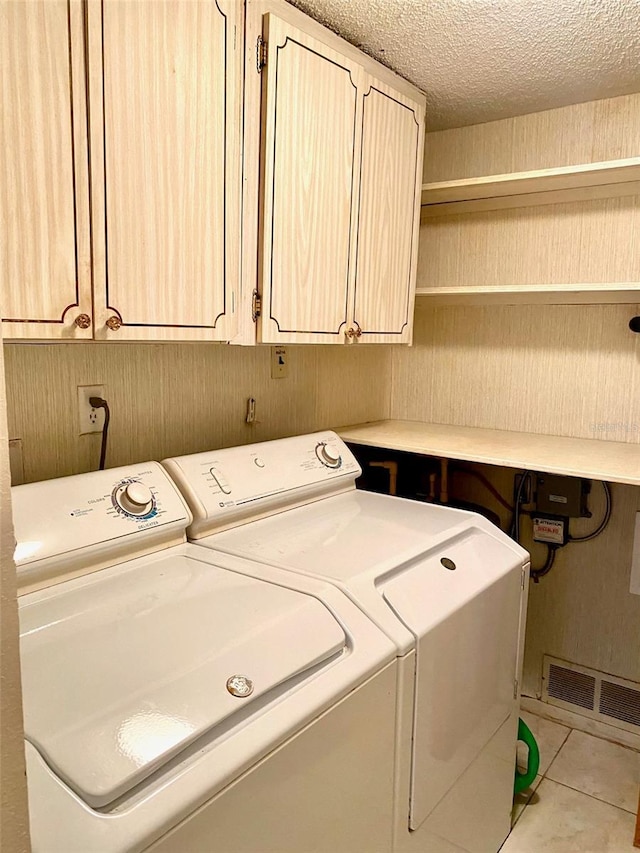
[[316, 441, 342, 468], [117, 482, 153, 516]]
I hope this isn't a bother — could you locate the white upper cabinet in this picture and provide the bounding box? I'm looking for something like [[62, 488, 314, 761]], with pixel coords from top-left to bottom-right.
[[1, 0, 92, 340], [258, 14, 363, 343], [249, 4, 425, 345], [352, 79, 424, 343], [87, 0, 242, 341]]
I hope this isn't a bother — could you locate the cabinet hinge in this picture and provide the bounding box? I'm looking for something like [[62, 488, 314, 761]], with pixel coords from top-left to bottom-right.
[[257, 35, 267, 72], [521, 566, 526, 588], [252, 290, 262, 321], [513, 678, 519, 699]]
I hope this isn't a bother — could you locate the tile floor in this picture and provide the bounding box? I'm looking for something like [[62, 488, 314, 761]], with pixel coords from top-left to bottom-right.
[[502, 711, 640, 852]]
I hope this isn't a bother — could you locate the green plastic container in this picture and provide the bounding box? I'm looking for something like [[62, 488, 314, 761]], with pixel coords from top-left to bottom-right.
[[514, 717, 540, 796]]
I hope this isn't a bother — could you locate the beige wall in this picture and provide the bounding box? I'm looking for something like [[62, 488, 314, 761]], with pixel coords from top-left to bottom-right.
[[393, 302, 640, 444], [0, 335, 30, 852], [392, 94, 640, 696], [3, 342, 391, 483]]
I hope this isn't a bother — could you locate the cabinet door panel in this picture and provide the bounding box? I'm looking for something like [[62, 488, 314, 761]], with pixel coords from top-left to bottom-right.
[[353, 84, 424, 344], [90, 0, 239, 341], [259, 14, 360, 344], [1, 0, 91, 339]]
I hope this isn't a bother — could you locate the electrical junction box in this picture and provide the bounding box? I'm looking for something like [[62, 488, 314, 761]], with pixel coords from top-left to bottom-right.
[[532, 516, 568, 545], [534, 474, 590, 518]]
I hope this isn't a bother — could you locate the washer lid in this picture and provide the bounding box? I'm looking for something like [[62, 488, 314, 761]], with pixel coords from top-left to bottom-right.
[[208, 490, 477, 582], [19, 553, 346, 809]]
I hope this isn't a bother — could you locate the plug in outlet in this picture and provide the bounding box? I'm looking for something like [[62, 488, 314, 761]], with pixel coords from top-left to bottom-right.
[[78, 385, 105, 434]]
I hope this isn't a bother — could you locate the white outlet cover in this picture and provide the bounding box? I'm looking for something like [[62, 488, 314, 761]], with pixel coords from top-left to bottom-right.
[[631, 512, 640, 596]]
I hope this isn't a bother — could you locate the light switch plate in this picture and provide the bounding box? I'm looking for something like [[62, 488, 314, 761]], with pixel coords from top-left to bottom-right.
[[271, 346, 288, 379], [630, 512, 640, 595]]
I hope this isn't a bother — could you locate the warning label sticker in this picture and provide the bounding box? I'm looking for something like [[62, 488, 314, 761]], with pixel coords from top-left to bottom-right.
[[532, 517, 565, 545]]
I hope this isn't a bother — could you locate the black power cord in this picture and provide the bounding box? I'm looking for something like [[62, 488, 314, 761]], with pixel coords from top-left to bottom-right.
[[509, 470, 532, 542], [530, 544, 558, 583], [569, 481, 612, 542], [89, 396, 110, 470]]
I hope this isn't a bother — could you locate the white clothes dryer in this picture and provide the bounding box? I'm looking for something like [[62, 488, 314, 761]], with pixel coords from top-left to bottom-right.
[[13, 461, 398, 853], [164, 432, 530, 853]]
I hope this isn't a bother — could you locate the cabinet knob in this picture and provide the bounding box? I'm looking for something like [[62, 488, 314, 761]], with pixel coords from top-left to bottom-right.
[[106, 315, 122, 331], [345, 325, 363, 340], [74, 313, 91, 329]]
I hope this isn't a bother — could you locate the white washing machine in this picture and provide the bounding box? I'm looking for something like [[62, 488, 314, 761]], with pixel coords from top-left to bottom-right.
[[163, 432, 530, 853], [13, 461, 399, 853]]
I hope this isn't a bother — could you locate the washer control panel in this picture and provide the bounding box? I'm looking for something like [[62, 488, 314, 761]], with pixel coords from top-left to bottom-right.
[[12, 462, 192, 578], [163, 432, 361, 536]]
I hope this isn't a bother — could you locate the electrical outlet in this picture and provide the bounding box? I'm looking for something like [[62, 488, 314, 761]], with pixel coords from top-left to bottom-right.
[[271, 346, 288, 379], [78, 385, 105, 435]]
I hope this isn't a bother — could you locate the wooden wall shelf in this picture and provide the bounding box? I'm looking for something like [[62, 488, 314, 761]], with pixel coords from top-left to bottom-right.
[[414, 283, 640, 305], [336, 420, 640, 487], [421, 156, 640, 217]]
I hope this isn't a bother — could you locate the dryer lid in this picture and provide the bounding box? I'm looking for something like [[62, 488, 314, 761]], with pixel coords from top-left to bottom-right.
[[19, 553, 346, 808]]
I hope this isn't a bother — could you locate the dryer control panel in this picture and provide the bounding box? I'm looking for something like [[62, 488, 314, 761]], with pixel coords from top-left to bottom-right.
[[163, 432, 361, 538], [12, 463, 192, 589]]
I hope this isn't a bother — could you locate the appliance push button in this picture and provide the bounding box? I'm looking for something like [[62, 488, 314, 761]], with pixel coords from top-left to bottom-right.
[[210, 467, 232, 495]]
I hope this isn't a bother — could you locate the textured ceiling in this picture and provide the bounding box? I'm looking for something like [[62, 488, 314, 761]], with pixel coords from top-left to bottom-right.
[[288, 0, 640, 130]]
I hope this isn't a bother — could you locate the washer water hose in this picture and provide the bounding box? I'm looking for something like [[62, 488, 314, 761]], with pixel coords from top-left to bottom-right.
[[514, 717, 540, 796]]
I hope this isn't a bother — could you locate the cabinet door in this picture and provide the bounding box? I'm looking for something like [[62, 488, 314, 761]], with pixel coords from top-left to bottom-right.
[[258, 14, 362, 344], [351, 80, 424, 344], [1, 0, 92, 340], [88, 0, 241, 341]]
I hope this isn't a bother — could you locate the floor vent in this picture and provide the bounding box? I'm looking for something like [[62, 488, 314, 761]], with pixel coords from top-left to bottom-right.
[[542, 656, 640, 734], [547, 662, 596, 709], [599, 680, 640, 728]]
